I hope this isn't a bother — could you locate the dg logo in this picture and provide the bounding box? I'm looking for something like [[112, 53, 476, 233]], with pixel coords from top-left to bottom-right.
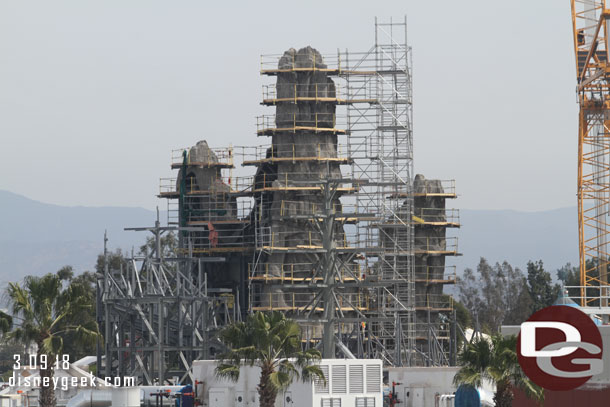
[[517, 306, 604, 391]]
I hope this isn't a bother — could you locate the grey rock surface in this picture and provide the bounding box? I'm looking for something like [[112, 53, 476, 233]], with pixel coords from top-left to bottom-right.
[[254, 47, 346, 324], [413, 174, 452, 344]]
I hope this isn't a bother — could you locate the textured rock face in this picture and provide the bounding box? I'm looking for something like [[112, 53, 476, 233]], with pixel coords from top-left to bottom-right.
[[177, 140, 237, 246], [414, 174, 446, 261], [253, 47, 345, 322], [413, 174, 450, 343], [177, 140, 229, 196], [189, 140, 219, 163], [273, 48, 341, 185]]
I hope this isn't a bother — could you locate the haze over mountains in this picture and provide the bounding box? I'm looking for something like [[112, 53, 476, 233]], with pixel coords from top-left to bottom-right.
[[451, 207, 577, 275], [0, 190, 161, 284], [0, 190, 578, 285]]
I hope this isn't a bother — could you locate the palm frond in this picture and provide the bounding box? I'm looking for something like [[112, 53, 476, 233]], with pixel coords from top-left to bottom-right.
[[455, 333, 544, 405], [300, 364, 326, 385], [216, 311, 322, 393], [40, 335, 63, 356], [215, 363, 241, 382], [0, 311, 12, 334], [269, 370, 292, 391], [453, 366, 482, 388], [277, 359, 299, 382]]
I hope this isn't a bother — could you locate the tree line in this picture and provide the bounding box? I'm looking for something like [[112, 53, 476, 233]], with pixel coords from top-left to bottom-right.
[[0, 244, 579, 407], [456, 257, 577, 333]]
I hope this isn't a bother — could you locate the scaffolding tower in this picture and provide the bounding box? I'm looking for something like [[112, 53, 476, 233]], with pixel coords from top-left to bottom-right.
[[99, 17, 460, 381], [340, 17, 417, 365], [252, 17, 460, 366], [571, 0, 610, 313]]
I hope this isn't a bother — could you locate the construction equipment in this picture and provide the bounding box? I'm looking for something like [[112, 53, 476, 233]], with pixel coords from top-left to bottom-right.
[[571, 0, 610, 308]]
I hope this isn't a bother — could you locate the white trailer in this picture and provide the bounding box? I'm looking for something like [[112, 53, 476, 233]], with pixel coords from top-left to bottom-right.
[[193, 359, 383, 407]]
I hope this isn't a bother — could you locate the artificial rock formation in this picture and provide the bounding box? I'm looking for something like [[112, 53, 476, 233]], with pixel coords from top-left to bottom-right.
[[176, 140, 236, 227], [413, 174, 456, 358], [251, 47, 346, 338]]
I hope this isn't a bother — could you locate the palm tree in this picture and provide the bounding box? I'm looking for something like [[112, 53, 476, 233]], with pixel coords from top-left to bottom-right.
[[216, 311, 325, 407], [6, 273, 100, 407], [453, 334, 544, 407], [0, 311, 13, 334]]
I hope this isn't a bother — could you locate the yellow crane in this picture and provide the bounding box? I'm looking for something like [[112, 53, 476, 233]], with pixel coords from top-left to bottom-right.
[[571, 0, 610, 306]]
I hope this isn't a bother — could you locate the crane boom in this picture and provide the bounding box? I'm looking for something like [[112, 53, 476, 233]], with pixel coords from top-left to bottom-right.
[[571, 0, 610, 307]]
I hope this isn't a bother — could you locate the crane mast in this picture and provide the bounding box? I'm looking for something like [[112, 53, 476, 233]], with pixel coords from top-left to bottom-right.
[[571, 0, 610, 308]]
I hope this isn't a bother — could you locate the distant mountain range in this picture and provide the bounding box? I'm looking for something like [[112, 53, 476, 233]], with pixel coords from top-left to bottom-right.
[[0, 190, 578, 285], [0, 190, 162, 284]]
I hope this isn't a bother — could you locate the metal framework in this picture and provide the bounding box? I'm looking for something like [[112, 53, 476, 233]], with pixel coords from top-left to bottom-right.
[[99, 17, 460, 381], [571, 0, 610, 307], [338, 18, 459, 365], [98, 222, 237, 385], [249, 17, 460, 366], [339, 17, 417, 365], [250, 40, 370, 359], [100, 143, 251, 384]]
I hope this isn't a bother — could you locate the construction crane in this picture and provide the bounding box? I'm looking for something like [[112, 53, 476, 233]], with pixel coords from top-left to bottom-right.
[[571, 0, 610, 308]]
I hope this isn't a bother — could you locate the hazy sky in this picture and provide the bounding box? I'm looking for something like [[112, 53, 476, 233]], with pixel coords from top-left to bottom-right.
[[0, 1, 576, 211]]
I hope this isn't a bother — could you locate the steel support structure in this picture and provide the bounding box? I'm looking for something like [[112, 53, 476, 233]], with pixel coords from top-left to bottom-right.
[[99, 17, 456, 377], [98, 219, 236, 385], [340, 17, 416, 366], [251, 17, 457, 366], [571, 0, 610, 309]]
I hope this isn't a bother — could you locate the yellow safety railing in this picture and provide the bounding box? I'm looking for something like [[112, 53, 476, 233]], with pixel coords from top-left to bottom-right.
[[412, 208, 460, 225], [413, 237, 459, 254], [256, 230, 351, 250], [415, 294, 453, 310], [256, 113, 343, 134], [259, 53, 342, 73], [159, 175, 254, 196], [261, 83, 346, 102], [235, 143, 350, 163], [252, 291, 369, 312], [253, 172, 354, 192], [414, 180, 457, 196], [413, 265, 457, 284], [170, 199, 253, 224], [278, 200, 345, 217], [248, 262, 363, 283], [171, 145, 234, 168]]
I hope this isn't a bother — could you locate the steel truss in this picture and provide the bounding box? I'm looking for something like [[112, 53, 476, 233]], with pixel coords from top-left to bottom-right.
[[340, 17, 416, 366], [98, 220, 237, 385], [571, 0, 610, 309], [248, 17, 458, 366], [99, 17, 457, 380]]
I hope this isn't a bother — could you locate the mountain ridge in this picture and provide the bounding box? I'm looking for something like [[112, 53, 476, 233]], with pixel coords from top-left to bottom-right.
[[0, 190, 578, 283], [0, 190, 162, 281]]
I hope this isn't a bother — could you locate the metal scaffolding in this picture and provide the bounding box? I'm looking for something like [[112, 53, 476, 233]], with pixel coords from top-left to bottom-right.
[[248, 17, 460, 366], [571, 0, 610, 311], [338, 18, 460, 367], [340, 17, 417, 365], [98, 17, 460, 382], [98, 221, 238, 385]]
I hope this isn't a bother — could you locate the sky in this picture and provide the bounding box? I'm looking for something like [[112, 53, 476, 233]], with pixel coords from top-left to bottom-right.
[[0, 0, 577, 212]]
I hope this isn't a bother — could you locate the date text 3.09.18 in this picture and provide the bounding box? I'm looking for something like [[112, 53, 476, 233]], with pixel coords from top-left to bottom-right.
[[13, 354, 70, 370]]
